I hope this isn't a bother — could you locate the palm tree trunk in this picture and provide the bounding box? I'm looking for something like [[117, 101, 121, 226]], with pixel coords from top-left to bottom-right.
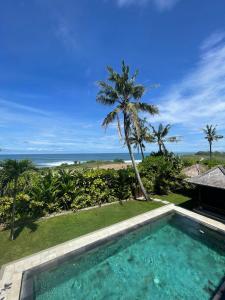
[[209, 141, 212, 161], [140, 144, 145, 160], [159, 141, 162, 154], [124, 114, 149, 201], [162, 143, 167, 155], [10, 179, 17, 240]]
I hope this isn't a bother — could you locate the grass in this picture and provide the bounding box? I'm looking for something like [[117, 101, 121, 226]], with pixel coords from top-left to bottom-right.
[[153, 192, 192, 205], [0, 201, 163, 268]]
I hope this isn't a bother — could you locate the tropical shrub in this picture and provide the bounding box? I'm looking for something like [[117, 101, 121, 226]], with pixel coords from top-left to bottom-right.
[[202, 158, 223, 169], [0, 166, 136, 225], [139, 153, 184, 194], [0, 193, 31, 225], [0, 196, 12, 224], [181, 157, 200, 167]]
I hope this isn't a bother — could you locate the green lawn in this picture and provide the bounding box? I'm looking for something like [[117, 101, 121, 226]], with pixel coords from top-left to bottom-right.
[[153, 192, 192, 205], [0, 201, 163, 267]]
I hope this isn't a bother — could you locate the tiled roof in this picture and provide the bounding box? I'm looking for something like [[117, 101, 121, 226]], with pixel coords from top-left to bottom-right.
[[187, 166, 225, 190]]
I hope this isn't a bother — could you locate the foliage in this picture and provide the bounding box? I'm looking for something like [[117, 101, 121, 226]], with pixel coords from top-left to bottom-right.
[[201, 158, 223, 169], [0, 196, 12, 224], [97, 61, 159, 200], [139, 153, 185, 194], [150, 123, 179, 154], [129, 118, 151, 159], [202, 124, 223, 160], [195, 151, 225, 156], [113, 158, 124, 163], [0, 167, 136, 226], [181, 156, 200, 167], [0, 160, 36, 239]]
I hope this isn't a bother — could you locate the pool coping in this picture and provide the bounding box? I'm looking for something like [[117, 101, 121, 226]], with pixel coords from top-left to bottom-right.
[[1, 204, 225, 300]]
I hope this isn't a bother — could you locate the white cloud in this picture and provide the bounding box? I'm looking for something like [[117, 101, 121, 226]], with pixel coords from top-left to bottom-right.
[[153, 0, 180, 11], [201, 31, 225, 51], [114, 0, 180, 10], [55, 18, 78, 51], [151, 31, 225, 135]]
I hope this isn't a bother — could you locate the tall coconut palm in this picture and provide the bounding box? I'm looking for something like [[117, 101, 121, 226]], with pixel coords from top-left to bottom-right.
[[150, 123, 179, 154], [0, 159, 35, 240], [203, 125, 223, 160], [129, 118, 152, 160], [97, 61, 158, 200]]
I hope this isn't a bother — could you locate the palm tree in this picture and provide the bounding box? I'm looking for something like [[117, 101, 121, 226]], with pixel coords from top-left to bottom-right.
[[54, 169, 76, 210], [203, 125, 223, 160], [129, 118, 152, 160], [97, 61, 158, 200], [150, 123, 179, 154], [0, 159, 35, 240]]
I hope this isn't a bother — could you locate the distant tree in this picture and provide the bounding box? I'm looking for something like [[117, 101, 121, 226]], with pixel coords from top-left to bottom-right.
[[97, 61, 158, 200], [203, 125, 223, 160], [129, 118, 153, 160], [150, 123, 179, 154], [0, 159, 35, 240]]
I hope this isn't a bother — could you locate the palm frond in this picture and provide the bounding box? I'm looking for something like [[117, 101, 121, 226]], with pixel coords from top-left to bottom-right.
[[162, 124, 171, 137], [102, 106, 121, 128], [134, 102, 159, 115], [96, 94, 117, 105], [215, 135, 224, 140], [132, 85, 145, 99], [166, 136, 179, 143], [203, 124, 223, 142], [116, 114, 123, 141]]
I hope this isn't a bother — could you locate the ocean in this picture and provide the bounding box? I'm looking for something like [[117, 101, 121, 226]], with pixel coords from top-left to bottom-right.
[[0, 153, 143, 167], [0, 152, 192, 168]]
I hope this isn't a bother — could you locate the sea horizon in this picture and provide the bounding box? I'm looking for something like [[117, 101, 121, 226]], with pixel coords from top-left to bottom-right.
[[0, 152, 194, 167]]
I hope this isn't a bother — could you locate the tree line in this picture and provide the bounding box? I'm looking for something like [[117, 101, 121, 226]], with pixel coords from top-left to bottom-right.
[[97, 61, 224, 200]]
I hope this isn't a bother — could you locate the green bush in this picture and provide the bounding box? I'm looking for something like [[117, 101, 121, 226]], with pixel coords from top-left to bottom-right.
[[0, 196, 12, 224], [181, 157, 200, 167], [202, 158, 223, 168], [0, 167, 136, 224], [139, 153, 184, 195], [113, 158, 124, 163]]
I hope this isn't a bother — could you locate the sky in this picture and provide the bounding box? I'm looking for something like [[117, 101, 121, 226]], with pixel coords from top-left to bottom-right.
[[0, 0, 225, 154]]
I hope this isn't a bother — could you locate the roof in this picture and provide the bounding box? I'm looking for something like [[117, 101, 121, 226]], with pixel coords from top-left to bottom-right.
[[187, 166, 225, 190]]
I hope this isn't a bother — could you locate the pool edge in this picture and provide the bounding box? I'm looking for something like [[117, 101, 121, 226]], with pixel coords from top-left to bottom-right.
[[2, 203, 225, 300]]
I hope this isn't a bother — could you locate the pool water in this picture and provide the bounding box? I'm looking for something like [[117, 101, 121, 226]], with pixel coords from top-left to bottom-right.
[[32, 214, 225, 300]]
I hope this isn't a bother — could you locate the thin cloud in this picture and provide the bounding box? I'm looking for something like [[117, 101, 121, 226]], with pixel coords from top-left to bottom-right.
[[0, 95, 122, 153], [201, 31, 225, 51], [150, 31, 225, 135], [114, 0, 180, 11], [0, 98, 49, 116], [55, 18, 78, 51]]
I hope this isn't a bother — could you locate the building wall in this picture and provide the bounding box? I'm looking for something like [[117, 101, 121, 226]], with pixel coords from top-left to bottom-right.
[[200, 186, 225, 215]]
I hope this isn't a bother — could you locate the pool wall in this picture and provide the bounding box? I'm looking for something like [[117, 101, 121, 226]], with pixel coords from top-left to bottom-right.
[[1, 204, 225, 300]]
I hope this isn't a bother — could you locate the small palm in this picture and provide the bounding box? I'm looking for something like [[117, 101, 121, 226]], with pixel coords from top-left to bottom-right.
[[203, 125, 223, 160], [0, 159, 35, 240], [150, 123, 179, 154]]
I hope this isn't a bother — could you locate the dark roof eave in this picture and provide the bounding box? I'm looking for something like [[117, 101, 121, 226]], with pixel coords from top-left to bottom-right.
[[186, 179, 225, 190]]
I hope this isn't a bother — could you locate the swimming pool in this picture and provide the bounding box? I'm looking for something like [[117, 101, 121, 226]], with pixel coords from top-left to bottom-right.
[[20, 212, 225, 300]]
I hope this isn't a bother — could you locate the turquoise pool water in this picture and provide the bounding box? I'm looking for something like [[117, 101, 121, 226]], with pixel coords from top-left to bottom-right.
[[31, 214, 225, 300]]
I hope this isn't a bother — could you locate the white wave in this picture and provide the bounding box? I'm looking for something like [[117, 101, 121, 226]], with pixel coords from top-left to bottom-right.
[[39, 161, 75, 167], [124, 160, 142, 164]]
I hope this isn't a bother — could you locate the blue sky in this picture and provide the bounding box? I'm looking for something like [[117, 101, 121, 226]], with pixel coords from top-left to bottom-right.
[[0, 0, 225, 153]]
